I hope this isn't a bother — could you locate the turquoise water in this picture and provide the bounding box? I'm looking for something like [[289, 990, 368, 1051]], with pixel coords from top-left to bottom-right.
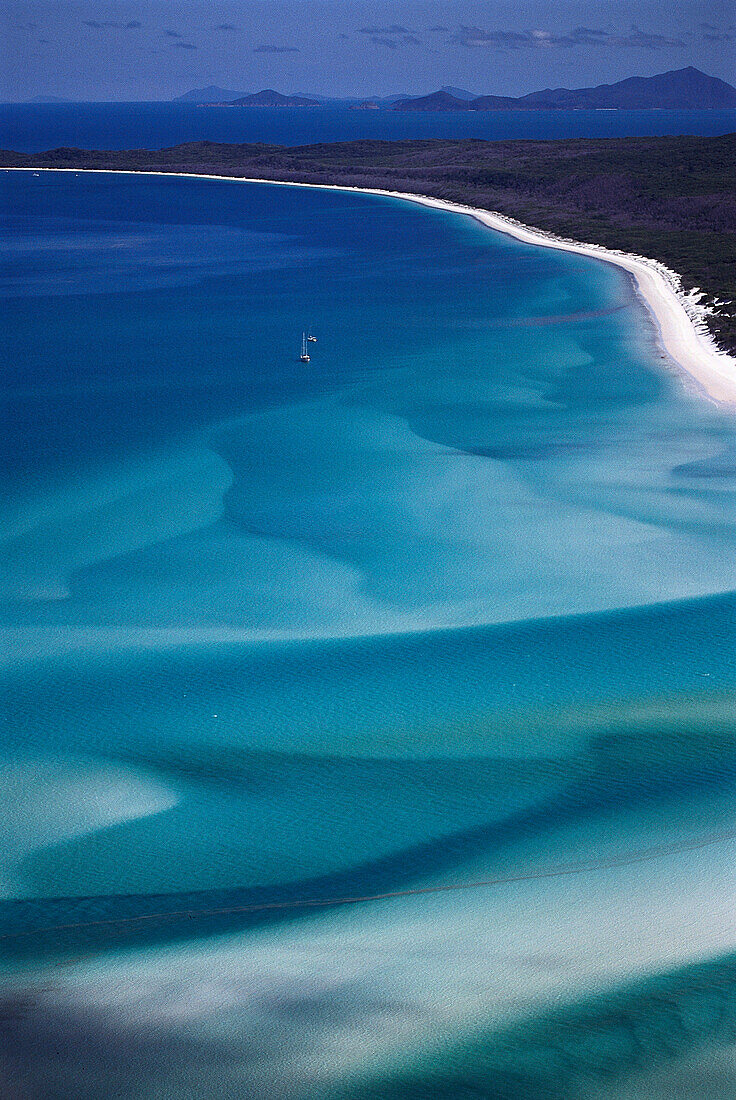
[[1, 170, 735, 1098]]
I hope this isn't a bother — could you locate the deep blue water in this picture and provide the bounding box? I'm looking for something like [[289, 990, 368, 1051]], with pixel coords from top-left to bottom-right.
[[2, 100, 736, 152], [1, 169, 735, 1099]]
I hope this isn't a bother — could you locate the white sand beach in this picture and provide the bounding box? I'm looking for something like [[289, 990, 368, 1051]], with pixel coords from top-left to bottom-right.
[[8, 167, 736, 406], [412, 194, 736, 408]]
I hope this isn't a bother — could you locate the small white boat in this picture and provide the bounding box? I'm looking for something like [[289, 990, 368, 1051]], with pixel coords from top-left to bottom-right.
[[299, 332, 311, 363], [307, 327, 317, 343]]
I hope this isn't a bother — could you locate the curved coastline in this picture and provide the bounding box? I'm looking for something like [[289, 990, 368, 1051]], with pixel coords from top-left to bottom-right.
[[8, 165, 736, 408]]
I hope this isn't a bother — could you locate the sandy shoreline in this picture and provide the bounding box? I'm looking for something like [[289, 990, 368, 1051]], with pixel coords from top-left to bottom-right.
[[9, 166, 736, 406]]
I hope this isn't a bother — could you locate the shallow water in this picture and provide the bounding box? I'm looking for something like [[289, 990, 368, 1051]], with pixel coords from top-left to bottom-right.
[[1, 170, 734, 1098]]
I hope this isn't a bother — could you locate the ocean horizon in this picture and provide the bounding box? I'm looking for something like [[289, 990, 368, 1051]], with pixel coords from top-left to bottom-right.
[[2, 101, 736, 153]]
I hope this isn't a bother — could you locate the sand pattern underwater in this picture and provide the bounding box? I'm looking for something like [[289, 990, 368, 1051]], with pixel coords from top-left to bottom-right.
[[1, 170, 735, 1098]]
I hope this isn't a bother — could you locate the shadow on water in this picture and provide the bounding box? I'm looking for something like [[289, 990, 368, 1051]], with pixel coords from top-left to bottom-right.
[[2, 715, 734, 959], [351, 954, 736, 1100], [1, 949, 735, 1099]]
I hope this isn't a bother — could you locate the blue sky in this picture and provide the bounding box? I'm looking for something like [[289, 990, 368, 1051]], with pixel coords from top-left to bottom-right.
[[2, 0, 735, 100]]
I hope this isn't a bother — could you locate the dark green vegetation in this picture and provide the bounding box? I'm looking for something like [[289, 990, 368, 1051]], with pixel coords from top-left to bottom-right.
[[4, 131, 735, 351]]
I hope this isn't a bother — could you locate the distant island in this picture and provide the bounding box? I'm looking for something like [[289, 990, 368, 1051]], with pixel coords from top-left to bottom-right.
[[4, 132, 734, 354], [174, 86, 245, 103], [24, 68, 736, 109], [438, 86, 478, 102], [394, 68, 736, 111], [170, 69, 736, 113], [170, 86, 464, 107], [210, 90, 320, 108]]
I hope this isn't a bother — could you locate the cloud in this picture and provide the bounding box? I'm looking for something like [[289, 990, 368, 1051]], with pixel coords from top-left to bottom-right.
[[569, 26, 609, 42], [216, 23, 238, 31], [164, 30, 181, 38], [253, 44, 300, 53], [358, 24, 422, 48], [613, 25, 685, 48], [535, 27, 611, 48], [358, 25, 410, 35], [83, 19, 142, 29], [171, 41, 197, 49], [453, 26, 529, 48], [427, 26, 449, 33], [700, 23, 734, 41], [453, 24, 685, 50]]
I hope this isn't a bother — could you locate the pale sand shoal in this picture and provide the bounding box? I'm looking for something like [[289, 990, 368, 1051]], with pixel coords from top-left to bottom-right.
[[9, 168, 736, 406]]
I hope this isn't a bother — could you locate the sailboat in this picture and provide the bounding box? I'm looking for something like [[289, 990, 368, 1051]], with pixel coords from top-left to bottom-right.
[[307, 326, 317, 343], [299, 332, 311, 363]]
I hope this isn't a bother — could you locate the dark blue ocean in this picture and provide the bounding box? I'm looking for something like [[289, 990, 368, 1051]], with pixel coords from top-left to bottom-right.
[[1, 169, 735, 1099], [2, 100, 736, 151]]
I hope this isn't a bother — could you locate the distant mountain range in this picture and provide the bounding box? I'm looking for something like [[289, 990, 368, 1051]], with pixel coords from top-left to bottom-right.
[[173, 86, 244, 103], [353, 87, 477, 107], [230, 90, 319, 107], [439, 86, 478, 101], [395, 68, 736, 111], [182, 88, 320, 107], [175, 86, 404, 106], [172, 69, 736, 111]]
